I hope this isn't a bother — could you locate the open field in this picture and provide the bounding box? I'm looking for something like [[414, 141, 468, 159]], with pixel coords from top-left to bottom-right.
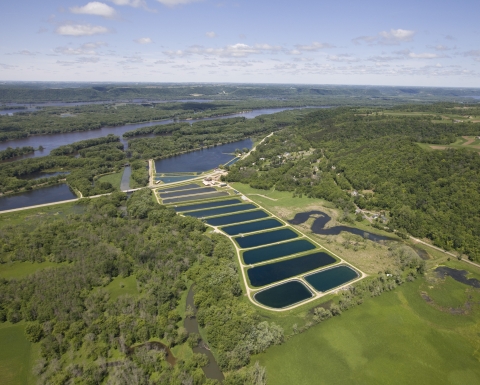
[[0, 261, 63, 279], [417, 136, 480, 153], [254, 272, 480, 385], [96, 172, 123, 190], [0, 323, 34, 385]]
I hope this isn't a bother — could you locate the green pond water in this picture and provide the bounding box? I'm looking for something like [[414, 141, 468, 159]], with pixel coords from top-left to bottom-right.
[[304, 265, 359, 292], [254, 280, 312, 309], [247, 252, 337, 287], [235, 228, 298, 249], [221, 218, 283, 236], [242, 239, 316, 265]]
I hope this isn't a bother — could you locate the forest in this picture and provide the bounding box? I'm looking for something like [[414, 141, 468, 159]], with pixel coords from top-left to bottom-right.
[[0, 190, 283, 384], [224, 105, 480, 261]]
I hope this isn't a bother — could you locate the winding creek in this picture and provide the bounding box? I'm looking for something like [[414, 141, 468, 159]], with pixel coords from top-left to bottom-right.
[[184, 287, 224, 382]]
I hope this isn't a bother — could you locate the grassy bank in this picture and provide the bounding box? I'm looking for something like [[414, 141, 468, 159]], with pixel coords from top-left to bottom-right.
[[254, 274, 480, 385]]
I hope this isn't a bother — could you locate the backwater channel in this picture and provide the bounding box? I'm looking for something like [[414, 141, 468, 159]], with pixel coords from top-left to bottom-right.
[[289, 210, 394, 243], [184, 288, 224, 382], [0, 107, 314, 157]]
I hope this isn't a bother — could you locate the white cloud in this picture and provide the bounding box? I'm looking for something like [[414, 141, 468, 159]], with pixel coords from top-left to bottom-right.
[[327, 54, 359, 63], [464, 50, 480, 62], [56, 24, 110, 36], [379, 29, 415, 43], [107, 0, 146, 7], [429, 44, 454, 51], [206, 31, 217, 38], [353, 29, 415, 45], [135, 37, 152, 44], [54, 42, 107, 55], [408, 52, 442, 59], [293, 42, 334, 52], [70, 2, 117, 18], [156, 0, 202, 6], [0, 63, 17, 69], [77, 57, 101, 63], [164, 43, 282, 58], [10, 50, 38, 56]]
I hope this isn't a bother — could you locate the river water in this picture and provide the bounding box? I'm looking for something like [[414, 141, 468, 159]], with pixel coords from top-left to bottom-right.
[[0, 107, 318, 158]]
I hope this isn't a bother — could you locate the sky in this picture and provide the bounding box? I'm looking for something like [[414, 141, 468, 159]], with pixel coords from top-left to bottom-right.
[[1, 0, 480, 87]]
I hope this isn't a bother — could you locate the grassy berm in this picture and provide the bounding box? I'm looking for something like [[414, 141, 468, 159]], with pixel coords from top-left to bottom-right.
[[255, 269, 480, 385]]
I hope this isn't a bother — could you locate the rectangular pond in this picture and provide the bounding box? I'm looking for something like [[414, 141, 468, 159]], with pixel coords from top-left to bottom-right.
[[205, 210, 269, 226], [304, 265, 359, 292], [159, 187, 216, 199], [163, 192, 228, 204], [247, 251, 337, 287], [158, 183, 201, 193], [221, 218, 283, 236], [184, 204, 257, 218], [254, 280, 313, 309], [242, 239, 316, 265], [174, 199, 242, 212], [0, 184, 77, 212], [155, 176, 197, 184], [235, 228, 298, 249]]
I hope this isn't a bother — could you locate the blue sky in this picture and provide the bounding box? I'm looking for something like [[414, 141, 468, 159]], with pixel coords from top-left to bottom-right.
[[1, 0, 479, 86]]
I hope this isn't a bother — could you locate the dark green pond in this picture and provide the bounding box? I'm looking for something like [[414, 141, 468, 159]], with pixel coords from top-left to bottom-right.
[[235, 228, 298, 249], [163, 192, 228, 204], [305, 265, 359, 292], [242, 239, 316, 265], [221, 218, 283, 236], [254, 280, 313, 309], [247, 252, 337, 287], [159, 187, 216, 199], [206, 210, 269, 226], [175, 199, 241, 212], [184, 204, 257, 218], [158, 183, 201, 193]]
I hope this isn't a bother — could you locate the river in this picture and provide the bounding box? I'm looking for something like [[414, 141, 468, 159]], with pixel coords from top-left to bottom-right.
[[0, 107, 321, 159]]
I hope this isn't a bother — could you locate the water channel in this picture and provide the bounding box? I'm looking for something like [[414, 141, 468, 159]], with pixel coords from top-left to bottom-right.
[[288, 210, 394, 243], [184, 288, 224, 382], [0, 107, 316, 157]]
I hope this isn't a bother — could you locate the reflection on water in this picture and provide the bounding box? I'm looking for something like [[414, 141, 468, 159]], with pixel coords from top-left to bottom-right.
[[0, 184, 77, 212]]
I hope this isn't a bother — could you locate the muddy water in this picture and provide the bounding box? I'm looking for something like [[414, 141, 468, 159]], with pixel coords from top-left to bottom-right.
[[435, 266, 480, 288], [184, 288, 224, 382]]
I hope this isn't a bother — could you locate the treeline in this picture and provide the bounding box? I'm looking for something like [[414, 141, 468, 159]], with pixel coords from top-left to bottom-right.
[[50, 135, 120, 156], [0, 190, 278, 384], [224, 105, 480, 261], [0, 139, 128, 196], [0, 146, 34, 160]]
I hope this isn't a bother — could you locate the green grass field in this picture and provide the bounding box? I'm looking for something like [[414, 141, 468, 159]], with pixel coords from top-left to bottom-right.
[[416, 136, 480, 153], [0, 323, 34, 385], [254, 276, 480, 385], [96, 172, 123, 190], [0, 261, 64, 280], [103, 275, 139, 301]]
